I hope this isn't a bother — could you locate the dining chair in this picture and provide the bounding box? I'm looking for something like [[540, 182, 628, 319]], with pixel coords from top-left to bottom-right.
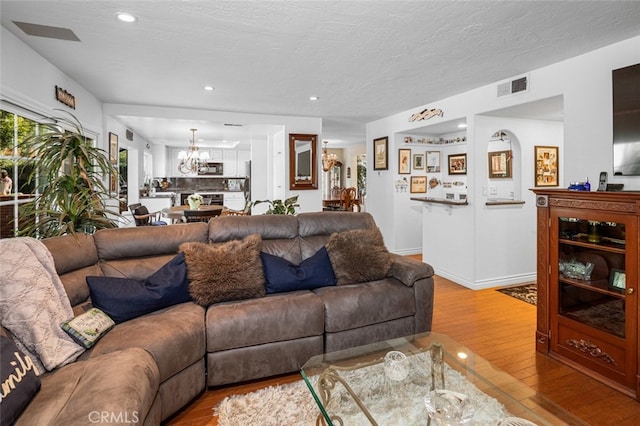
[[339, 187, 360, 212], [221, 200, 251, 216], [129, 203, 167, 226], [183, 208, 222, 223]]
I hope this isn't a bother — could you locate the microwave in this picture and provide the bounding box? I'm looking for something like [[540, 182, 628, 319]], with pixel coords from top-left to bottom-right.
[[198, 162, 224, 175]]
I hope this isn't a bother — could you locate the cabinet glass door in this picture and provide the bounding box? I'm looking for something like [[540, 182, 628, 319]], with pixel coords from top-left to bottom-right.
[[555, 215, 627, 338]]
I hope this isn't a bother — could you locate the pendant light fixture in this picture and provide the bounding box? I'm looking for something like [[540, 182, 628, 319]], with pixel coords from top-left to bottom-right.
[[177, 128, 209, 174], [321, 140, 338, 172]]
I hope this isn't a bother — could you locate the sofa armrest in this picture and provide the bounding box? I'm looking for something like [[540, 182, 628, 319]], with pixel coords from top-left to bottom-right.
[[390, 254, 434, 287]]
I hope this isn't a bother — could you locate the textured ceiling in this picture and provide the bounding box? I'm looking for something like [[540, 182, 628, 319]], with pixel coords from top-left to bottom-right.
[[1, 1, 640, 147]]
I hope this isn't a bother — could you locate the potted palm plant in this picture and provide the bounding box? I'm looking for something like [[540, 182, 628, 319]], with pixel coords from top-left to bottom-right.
[[19, 112, 120, 238]]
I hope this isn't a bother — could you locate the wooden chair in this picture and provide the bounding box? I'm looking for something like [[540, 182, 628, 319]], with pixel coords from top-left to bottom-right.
[[129, 203, 167, 226], [183, 208, 222, 223], [221, 200, 251, 216], [339, 187, 360, 212]]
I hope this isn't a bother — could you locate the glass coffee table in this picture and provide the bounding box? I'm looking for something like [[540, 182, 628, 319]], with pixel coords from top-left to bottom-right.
[[301, 332, 585, 426]]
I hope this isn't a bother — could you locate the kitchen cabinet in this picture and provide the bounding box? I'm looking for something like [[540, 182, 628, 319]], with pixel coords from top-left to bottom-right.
[[237, 150, 250, 176], [139, 196, 174, 213], [533, 189, 640, 399], [223, 150, 237, 177], [224, 192, 245, 210]]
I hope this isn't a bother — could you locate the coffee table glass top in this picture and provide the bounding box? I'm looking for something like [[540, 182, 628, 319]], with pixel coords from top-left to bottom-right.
[[300, 332, 585, 426]]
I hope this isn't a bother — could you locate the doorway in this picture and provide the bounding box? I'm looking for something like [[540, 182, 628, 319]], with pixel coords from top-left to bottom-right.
[[118, 148, 128, 213]]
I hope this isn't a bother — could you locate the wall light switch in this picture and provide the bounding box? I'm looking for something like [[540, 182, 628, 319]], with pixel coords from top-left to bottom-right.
[[489, 186, 497, 196]]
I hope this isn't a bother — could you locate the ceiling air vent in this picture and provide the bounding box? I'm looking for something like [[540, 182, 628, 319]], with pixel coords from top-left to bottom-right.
[[497, 75, 528, 98], [126, 129, 134, 141], [13, 21, 80, 41]]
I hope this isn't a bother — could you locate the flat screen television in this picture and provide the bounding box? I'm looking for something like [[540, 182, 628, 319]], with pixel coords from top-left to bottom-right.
[[613, 63, 640, 176]]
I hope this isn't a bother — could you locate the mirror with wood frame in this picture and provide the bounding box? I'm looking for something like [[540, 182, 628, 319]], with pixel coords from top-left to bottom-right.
[[289, 133, 318, 190]]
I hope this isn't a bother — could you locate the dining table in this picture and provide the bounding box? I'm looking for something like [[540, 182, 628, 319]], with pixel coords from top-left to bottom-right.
[[322, 198, 361, 212], [162, 205, 224, 223]]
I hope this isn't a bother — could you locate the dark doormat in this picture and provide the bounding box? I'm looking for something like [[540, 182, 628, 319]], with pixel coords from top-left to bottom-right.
[[497, 283, 537, 306]]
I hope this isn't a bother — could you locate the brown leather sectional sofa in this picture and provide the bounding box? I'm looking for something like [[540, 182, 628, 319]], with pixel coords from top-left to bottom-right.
[[10, 212, 434, 425]]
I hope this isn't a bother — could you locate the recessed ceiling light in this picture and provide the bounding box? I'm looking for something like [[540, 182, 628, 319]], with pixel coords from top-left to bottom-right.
[[116, 13, 137, 23], [204, 85, 214, 91], [457, 123, 468, 128], [309, 96, 319, 101]]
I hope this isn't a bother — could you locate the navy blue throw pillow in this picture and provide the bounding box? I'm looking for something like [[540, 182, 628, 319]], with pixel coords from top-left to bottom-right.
[[1, 336, 41, 425], [260, 247, 336, 294], [87, 253, 191, 323]]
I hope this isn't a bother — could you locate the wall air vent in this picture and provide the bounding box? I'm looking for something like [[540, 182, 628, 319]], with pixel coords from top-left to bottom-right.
[[126, 129, 134, 141], [497, 75, 529, 98]]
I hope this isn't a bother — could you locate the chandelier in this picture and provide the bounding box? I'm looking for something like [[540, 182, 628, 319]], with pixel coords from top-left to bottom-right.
[[177, 128, 209, 174], [321, 140, 338, 172]]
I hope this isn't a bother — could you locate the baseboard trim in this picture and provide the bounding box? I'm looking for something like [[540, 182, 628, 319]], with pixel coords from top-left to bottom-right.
[[434, 268, 536, 291]]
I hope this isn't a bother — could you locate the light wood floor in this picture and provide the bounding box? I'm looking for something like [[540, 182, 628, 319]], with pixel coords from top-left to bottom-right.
[[167, 259, 640, 425]]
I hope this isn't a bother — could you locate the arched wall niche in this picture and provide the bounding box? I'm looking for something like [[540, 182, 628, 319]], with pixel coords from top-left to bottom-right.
[[487, 129, 521, 200]]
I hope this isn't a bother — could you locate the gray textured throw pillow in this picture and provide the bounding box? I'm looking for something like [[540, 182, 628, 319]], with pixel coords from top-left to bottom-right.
[[180, 234, 266, 306], [325, 227, 392, 285]]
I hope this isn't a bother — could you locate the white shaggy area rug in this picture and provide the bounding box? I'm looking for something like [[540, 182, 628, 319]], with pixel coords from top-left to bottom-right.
[[214, 351, 520, 425], [215, 378, 320, 426]]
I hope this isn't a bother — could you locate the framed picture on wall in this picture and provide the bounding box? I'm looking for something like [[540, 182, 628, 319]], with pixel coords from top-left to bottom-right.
[[398, 149, 411, 174], [534, 145, 559, 187], [448, 153, 467, 175], [373, 137, 388, 170], [426, 151, 440, 172], [488, 150, 512, 178], [413, 153, 425, 170], [109, 132, 118, 165], [410, 176, 427, 193]]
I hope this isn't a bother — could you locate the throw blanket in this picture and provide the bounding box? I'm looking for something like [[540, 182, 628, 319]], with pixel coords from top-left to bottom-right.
[[0, 237, 84, 374]]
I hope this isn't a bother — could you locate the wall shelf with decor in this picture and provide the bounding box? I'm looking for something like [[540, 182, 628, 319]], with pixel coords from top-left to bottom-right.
[[532, 189, 640, 399], [485, 199, 525, 206], [411, 197, 469, 206], [402, 138, 467, 146]]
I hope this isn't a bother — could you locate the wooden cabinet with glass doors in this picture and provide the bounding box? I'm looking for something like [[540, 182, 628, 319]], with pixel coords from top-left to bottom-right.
[[533, 189, 639, 399]]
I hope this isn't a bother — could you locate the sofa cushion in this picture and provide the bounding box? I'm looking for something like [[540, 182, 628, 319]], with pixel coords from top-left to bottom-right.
[[60, 308, 115, 349], [86, 253, 191, 323], [313, 278, 416, 332], [325, 227, 392, 285], [180, 234, 265, 306], [206, 291, 324, 352], [298, 211, 376, 259], [208, 215, 302, 264], [81, 303, 205, 383], [0, 336, 41, 425], [42, 233, 99, 308], [17, 348, 159, 425], [261, 247, 336, 294]]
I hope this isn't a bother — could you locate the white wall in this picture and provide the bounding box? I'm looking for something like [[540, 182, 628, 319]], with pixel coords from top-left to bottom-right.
[[367, 35, 640, 289], [473, 116, 563, 287], [1, 27, 104, 144]]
